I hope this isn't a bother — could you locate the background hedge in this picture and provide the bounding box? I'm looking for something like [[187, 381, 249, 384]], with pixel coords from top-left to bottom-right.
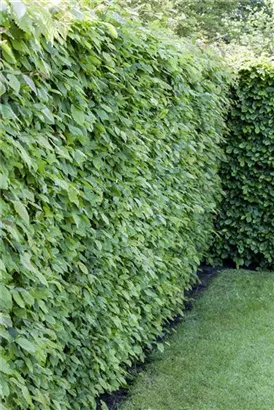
[[0, 2, 228, 409], [211, 59, 274, 269]]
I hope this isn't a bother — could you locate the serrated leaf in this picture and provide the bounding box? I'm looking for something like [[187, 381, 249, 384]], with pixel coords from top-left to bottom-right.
[[41, 107, 54, 123], [0, 374, 10, 399], [157, 343, 165, 353], [0, 82, 6, 97], [0, 314, 12, 328], [20, 290, 34, 306], [11, 377, 33, 405], [0, 284, 12, 312], [12, 290, 25, 308], [0, 41, 16, 64], [103, 22, 118, 39], [23, 75, 37, 94], [14, 201, 29, 224], [101, 214, 109, 225], [17, 145, 33, 169], [36, 271, 48, 286], [0, 357, 12, 375], [71, 105, 85, 125], [16, 337, 36, 353], [20, 253, 36, 273], [8, 73, 20, 93], [100, 401, 109, 410], [0, 173, 9, 189], [78, 262, 88, 275]]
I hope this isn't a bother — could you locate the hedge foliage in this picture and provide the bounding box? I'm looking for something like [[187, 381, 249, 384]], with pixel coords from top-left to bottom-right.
[[0, 2, 228, 408], [212, 59, 274, 269]]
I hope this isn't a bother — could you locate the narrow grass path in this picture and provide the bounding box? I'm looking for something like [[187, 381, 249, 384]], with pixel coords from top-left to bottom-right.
[[120, 270, 274, 410]]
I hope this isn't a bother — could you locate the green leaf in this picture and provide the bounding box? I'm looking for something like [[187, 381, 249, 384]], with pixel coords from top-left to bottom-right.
[[103, 22, 118, 39], [12, 290, 25, 308], [0, 374, 10, 399], [101, 214, 109, 225], [20, 290, 34, 306], [41, 107, 54, 123], [14, 201, 29, 224], [0, 285, 12, 312], [20, 253, 36, 273], [0, 357, 12, 375], [22, 75, 37, 94], [100, 401, 109, 410], [0, 173, 9, 189], [78, 262, 89, 275], [7, 74, 20, 93], [16, 337, 36, 353], [0, 82, 6, 97], [71, 105, 85, 125], [10, 377, 33, 405], [0, 314, 12, 328], [0, 41, 16, 64], [157, 343, 165, 353], [21, 259, 47, 285]]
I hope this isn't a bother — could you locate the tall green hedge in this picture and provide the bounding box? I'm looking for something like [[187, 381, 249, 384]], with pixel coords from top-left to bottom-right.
[[0, 3, 228, 409], [212, 59, 274, 269]]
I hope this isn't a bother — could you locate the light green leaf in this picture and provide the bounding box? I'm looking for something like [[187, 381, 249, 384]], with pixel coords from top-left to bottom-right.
[[0, 82, 6, 97], [20, 290, 34, 306], [0, 285, 12, 312], [14, 201, 29, 224], [16, 337, 36, 353], [0, 314, 12, 328], [35, 271, 48, 286], [103, 22, 118, 39], [20, 253, 35, 273], [100, 401, 109, 410], [157, 343, 165, 353], [101, 214, 110, 225], [0, 173, 9, 189], [17, 145, 33, 169], [78, 262, 88, 275], [0, 374, 10, 399], [71, 105, 85, 125], [12, 290, 25, 308], [7, 74, 20, 93], [0, 357, 12, 375], [41, 107, 54, 123], [23, 75, 37, 94], [0, 41, 16, 64]]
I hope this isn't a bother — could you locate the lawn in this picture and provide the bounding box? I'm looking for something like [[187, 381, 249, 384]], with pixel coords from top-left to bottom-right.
[[119, 270, 274, 410]]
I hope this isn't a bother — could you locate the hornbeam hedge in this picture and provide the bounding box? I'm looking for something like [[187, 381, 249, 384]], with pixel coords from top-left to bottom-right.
[[212, 59, 274, 269], [0, 2, 228, 408]]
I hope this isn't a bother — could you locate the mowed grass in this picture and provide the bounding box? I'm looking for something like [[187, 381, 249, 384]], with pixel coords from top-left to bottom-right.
[[119, 270, 274, 410]]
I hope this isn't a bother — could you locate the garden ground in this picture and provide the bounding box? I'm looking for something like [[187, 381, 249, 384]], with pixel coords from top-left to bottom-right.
[[119, 269, 274, 410]]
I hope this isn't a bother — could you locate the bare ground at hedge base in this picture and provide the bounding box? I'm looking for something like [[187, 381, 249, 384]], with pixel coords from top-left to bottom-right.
[[103, 269, 274, 410]]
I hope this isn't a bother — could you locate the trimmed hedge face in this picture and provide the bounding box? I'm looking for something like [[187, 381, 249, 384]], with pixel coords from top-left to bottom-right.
[[0, 4, 228, 409], [212, 59, 274, 269]]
